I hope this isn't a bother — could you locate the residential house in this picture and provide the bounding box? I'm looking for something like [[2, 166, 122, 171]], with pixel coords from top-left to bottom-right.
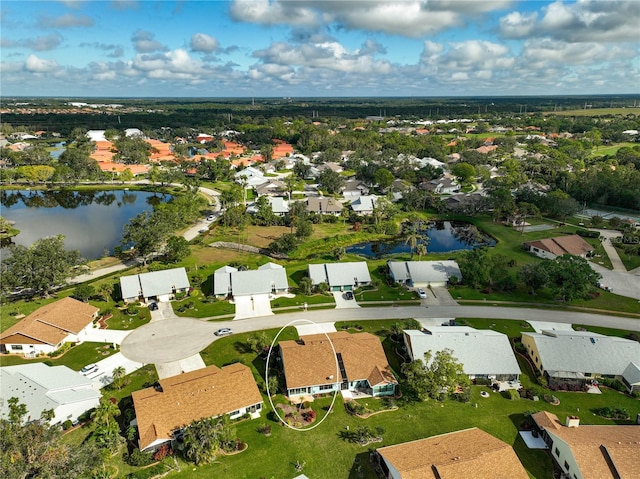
[[254, 179, 286, 197], [120, 267, 190, 303], [426, 176, 459, 194], [246, 196, 289, 216], [341, 179, 370, 200], [523, 235, 593, 260], [531, 411, 640, 479], [350, 195, 378, 215], [0, 297, 99, 356], [443, 192, 486, 214], [132, 363, 263, 452], [404, 326, 521, 382], [521, 330, 640, 388], [308, 261, 372, 291], [0, 363, 101, 425], [212, 262, 289, 299], [306, 197, 343, 216], [622, 362, 640, 393], [316, 162, 343, 174], [387, 260, 462, 287], [279, 332, 397, 398], [234, 166, 268, 187], [374, 427, 529, 479]]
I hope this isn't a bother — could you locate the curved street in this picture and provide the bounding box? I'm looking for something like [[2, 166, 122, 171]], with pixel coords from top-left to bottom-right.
[[120, 304, 640, 364]]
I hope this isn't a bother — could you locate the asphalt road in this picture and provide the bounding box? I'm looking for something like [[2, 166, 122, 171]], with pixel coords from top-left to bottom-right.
[[120, 304, 640, 364]]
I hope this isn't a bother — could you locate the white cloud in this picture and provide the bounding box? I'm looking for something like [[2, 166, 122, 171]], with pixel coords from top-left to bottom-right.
[[190, 33, 219, 53], [131, 30, 166, 53], [25, 54, 59, 72], [1, 33, 63, 51], [521, 38, 636, 67], [230, 0, 511, 37], [37, 13, 93, 28], [499, 11, 538, 39]]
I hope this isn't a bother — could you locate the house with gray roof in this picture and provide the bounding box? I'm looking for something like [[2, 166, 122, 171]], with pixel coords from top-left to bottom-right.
[[622, 363, 640, 393], [404, 326, 521, 381], [388, 260, 462, 287], [521, 330, 640, 388], [213, 262, 289, 298], [306, 197, 343, 216], [350, 195, 378, 215], [120, 267, 190, 303], [0, 363, 101, 425], [308, 262, 372, 292]]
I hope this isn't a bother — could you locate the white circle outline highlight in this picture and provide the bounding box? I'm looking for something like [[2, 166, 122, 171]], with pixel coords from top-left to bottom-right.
[[265, 319, 340, 431]]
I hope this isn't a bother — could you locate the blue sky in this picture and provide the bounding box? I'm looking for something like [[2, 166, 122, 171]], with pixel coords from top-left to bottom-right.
[[1, 0, 638, 97]]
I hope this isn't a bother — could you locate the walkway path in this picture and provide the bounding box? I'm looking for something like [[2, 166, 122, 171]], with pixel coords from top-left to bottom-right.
[[594, 229, 627, 272], [120, 305, 640, 364]]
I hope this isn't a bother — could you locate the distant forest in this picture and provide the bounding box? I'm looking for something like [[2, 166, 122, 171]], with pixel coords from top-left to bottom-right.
[[2, 95, 638, 134]]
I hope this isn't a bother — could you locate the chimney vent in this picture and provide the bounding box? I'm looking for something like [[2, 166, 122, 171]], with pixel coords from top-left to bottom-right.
[[566, 416, 580, 428]]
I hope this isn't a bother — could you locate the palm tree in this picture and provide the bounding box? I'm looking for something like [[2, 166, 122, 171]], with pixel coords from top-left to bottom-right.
[[416, 243, 427, 261], [403, 219, 425, 259], [112, 366, 126, 390], [91, 399, 120, 429], [332, 246, 345, 261]]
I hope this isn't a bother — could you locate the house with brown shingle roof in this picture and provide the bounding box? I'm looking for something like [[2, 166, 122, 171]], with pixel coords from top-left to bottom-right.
[[279, 332, 397, 398], [531, 411, 640, 479], [0, 297, 99, 356], [306, 197, 344, 216], [523, 234, 593, 260], [132, 363, 263, 452], [374, 427, 529, 479]]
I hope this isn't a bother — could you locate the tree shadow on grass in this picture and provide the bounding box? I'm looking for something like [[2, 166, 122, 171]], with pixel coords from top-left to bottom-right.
[[348, 451, 375, 479]]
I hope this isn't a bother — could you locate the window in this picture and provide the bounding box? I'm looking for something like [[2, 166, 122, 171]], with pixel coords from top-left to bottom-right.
[[555, 448, 560, 457], [13, 345, 23, 350], [564, 461, 570, 471], [289, 387, 309, 395], [319, 384, 334, 391]]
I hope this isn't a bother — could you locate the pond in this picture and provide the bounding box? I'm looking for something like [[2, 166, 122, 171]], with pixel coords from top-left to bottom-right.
[[0, 189, 169, 260], [346, 220, 495, 258]]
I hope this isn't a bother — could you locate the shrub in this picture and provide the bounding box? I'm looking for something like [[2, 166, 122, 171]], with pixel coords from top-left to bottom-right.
[[507, 389, 520, 400], [257, 424, 271, 435], [125, 463, 167, 479], [594, 406, 629, 420], [62, 420, 73, 430], [474, 378, 491, 386], [152, 444, 173, 462], [126, 449, 154, 467]]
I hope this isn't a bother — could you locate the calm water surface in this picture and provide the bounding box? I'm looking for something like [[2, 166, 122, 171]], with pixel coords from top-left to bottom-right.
[[1, 189, 167, 260], [346, 220, 496, 258]]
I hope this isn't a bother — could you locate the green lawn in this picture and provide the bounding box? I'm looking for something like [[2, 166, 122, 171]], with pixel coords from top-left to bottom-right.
[[614, 245, 640, 271], [0, 342, 118, 370]]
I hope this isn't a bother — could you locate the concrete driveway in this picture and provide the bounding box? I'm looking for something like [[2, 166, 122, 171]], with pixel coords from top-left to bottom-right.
[[82, 352, 144, 389], [333, 291, 360, 309], [233, 293, 274, 319], [590, 263, 640, 300], [150, 301, 178, 322], [155, 354, 207, 379], [83, 328, 131, 345]]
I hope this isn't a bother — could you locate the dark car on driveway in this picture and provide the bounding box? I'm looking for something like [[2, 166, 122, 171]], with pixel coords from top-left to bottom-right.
[[344, 291, 354, 300], [149, 302, 158, 311]]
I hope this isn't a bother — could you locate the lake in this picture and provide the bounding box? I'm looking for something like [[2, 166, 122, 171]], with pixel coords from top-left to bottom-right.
[[0, 189, 168, 260], [346, 220, 496, 258]]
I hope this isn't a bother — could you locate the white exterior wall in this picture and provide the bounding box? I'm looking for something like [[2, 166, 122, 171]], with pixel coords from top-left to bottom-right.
[[381, 457, 402, 479], [228, 402, 263, 419], [6, 343, 57, 356], [547, 431, 583, 479], [51, 397, 101, 425], [528, 246, 556, 260]]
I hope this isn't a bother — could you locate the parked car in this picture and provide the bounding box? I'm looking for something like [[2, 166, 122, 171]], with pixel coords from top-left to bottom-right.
[[199, 227, 209, 233], [344, 291, 354, 300], [207, 214, 216, 221], [214, 328, 233, 336], [417, 288, 427, 299], [80, 364, 99, 376], [149, 302, 158, 311]]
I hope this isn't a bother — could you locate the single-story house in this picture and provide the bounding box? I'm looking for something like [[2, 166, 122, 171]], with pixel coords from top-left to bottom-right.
[[254, 179, 286, 197], [0, 297, 99, 356], [0, 363, 101, 425], [350, 195, 378, 215], [132, 363, 263, 452], [531, 411, 639, 479], [521, 330, 640, 388], [427, 177, 459, 194], [120, 267, 190, 303], [234, 166, 268, 187], [246, 196, 289, 216], [341, 179, 369, 199], [622, 362, 640, 393], [523, 235, 593, 260], [374, 427, 529, 479], [307, 261, 371, 291], [403, 326, 521, 381], [212, 262, 289, 299], [387, 260, 462, 287], [279, 332, 397, 398], [306, 197, 343, 216]]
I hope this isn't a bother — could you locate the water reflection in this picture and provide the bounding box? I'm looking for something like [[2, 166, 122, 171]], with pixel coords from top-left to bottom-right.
[[1, 189, 168, 260], [345, 221, 495, 258]]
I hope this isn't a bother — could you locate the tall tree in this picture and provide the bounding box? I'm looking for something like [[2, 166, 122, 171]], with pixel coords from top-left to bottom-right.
[[401, 349, 469, 401], [1, 235, 83, 296]]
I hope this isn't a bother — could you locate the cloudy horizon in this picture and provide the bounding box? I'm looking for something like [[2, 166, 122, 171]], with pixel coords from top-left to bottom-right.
[[1, 0, 639, 98]]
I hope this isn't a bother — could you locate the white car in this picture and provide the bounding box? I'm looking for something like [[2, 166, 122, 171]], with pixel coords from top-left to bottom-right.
[[214, 328, 233, 336], [80, 363, 99, 376], [417, 288, 427, 299], [207, 214, 216, 221]]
